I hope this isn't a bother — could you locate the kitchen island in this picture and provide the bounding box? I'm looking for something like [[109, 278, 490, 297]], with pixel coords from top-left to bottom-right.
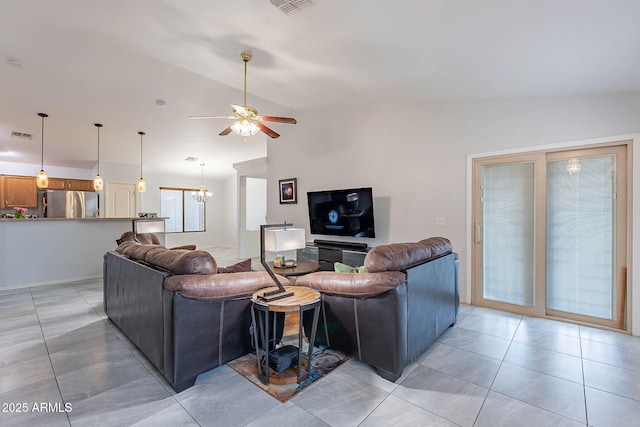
[[0, 217, 145, 290]]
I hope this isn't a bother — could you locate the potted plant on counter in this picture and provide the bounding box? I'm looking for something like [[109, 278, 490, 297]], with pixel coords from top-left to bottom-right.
[[12, 207, 28, 218]]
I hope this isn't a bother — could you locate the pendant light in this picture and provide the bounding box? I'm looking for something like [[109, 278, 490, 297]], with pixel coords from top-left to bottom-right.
[[36, 113, 49, 188], [137, 131, 146, 192], [93, 123, 104, 191], [191, 163, 213, 203]]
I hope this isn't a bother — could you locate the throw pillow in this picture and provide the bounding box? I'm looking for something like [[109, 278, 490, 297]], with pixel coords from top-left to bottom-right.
[[334, 262, 366, 273], [217, 258, 252, 273]]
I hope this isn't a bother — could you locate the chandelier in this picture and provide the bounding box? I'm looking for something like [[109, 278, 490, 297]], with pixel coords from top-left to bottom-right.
[[566, 158, 581, 175], [192, 163, 212, 203]]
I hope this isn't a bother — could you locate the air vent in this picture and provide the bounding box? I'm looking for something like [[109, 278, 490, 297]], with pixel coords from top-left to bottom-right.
[[10, 131, 32, 140], [270, 0, 316, 15], [185, 156, 199, 162]]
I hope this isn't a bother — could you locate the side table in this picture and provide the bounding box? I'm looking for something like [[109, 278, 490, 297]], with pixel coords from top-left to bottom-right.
[[268, 260, 319, 278], [251, 286, 321, 384]]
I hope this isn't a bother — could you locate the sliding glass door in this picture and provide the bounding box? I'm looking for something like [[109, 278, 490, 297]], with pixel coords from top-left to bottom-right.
[[472, 144, 628, 328]]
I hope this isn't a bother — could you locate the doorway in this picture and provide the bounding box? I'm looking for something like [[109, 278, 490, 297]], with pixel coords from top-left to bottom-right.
[[472, 143, 628, 329]]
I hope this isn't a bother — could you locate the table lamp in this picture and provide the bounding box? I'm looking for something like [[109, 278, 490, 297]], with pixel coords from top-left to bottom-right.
[[259, 222, 306, 302]]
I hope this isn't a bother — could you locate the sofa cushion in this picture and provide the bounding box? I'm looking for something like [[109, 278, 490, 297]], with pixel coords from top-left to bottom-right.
[[364, 237, 452, 273], [145, 249, 217, 275], [296, 271, 406, 298], [334, 262, 366, 273], [164, 272, 289, 302], [217, 258, 252, 273]]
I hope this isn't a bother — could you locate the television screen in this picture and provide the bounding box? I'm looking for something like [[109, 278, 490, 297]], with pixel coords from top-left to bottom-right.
[[307, 187, 376, 238]]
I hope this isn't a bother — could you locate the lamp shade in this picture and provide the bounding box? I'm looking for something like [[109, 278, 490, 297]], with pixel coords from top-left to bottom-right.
[[264, 228, 306, 252]]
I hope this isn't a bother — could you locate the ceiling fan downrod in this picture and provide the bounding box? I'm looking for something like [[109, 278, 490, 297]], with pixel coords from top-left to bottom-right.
[[241, 52, 252, 108]]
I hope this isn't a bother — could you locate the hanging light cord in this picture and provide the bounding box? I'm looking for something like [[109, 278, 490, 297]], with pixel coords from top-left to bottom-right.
[[139, 131, 145, 178], [38, 113, 48, 169], [95, 123, 102, 175]]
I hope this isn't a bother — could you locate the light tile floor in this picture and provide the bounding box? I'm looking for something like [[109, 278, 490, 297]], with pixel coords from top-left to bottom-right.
[[2, 253, 640, 426]]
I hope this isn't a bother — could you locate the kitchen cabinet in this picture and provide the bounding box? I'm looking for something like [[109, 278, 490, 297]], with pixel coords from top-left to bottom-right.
[[48, 178, 94, 192], [1, 175, 38, 208]]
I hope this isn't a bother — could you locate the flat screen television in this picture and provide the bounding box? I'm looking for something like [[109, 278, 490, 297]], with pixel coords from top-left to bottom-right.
[[307, 187, 376, 238]]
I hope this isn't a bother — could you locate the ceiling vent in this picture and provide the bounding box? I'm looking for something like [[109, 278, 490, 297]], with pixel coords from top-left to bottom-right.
[[10, 131, 32, 140], [269, 0, 316, 15], [184, 156, 199, 162]]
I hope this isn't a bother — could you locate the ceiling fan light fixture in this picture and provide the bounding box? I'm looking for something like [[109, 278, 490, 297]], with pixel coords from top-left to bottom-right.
[[189, 51, 296, 139], [231, 119, 260, 137]]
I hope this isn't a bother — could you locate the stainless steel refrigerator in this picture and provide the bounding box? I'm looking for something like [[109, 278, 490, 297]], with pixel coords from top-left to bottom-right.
[[41, 190, 98, 218]]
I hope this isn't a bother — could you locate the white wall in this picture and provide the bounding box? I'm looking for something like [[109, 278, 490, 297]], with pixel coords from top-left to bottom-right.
[[0, 160, 94, 179], [267, 93, 640, 329], [219, 175, 238, 246], [133, 170, 230, 249]]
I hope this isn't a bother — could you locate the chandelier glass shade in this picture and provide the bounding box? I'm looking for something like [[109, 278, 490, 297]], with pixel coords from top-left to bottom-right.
[[93, 123, 104, 191], [138, 131, 146, 192], [231, 119, 260, 137], [36, 113, 49, 189], [192, 163, 212, 203]]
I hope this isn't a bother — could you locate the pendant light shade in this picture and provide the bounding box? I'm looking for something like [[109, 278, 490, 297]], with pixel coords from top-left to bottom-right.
[[36, 113, 49, 189], [93, 123, 104, 191], [138, 131, 146, 193]]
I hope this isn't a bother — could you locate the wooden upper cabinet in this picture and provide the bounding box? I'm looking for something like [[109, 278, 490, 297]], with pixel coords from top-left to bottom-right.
[[47, 178, 67, 190], [47, 178, 94, 192], [67, 179, 94, 192], [2, 175, 38, 208]]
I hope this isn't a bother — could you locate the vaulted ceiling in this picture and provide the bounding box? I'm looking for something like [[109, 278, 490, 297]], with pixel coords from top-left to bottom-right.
[[1, 0, 639, 179]]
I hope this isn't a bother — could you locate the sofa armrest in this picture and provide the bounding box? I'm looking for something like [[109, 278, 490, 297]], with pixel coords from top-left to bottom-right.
[[296, 271, 406, 298], [164, 272, 289, 302]]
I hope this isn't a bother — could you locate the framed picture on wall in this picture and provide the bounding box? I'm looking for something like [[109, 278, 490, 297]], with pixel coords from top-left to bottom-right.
[[279, 178, 297, 204]]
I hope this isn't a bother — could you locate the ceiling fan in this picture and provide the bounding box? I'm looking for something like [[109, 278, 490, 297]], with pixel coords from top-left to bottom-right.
[[189, 52, 297, 141]]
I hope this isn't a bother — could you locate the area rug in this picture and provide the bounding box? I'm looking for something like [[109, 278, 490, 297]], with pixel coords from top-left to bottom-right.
[[228, 347, 349, 403], [228, 315, 349, 402]]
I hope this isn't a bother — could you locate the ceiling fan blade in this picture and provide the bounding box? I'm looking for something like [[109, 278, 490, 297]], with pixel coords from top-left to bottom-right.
[[187, 115, 235, 120], [219, 126, 233, 136], [257, 123, 280, 139], [259, 116, 297, 124]]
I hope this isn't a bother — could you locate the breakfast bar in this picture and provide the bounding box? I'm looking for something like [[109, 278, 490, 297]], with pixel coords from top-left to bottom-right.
[[0, 217, 141, 290]]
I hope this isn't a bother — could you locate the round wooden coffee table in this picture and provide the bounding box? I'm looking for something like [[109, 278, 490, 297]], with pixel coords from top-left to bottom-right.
[[251, 286, 321, 385]]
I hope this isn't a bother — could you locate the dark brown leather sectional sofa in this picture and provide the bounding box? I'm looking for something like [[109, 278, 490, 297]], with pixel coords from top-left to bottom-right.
[[297, 237, 459, 382], [103, 241, 289, 392]]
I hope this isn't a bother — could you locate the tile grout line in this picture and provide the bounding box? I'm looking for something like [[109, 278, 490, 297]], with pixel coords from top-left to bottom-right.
[[578, 327, 589, 426], [470, 310, 523, 427], [28, 286, 72, 427]]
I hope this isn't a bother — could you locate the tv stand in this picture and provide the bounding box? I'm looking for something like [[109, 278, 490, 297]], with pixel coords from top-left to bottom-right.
[[309, 240, 369, 271], [313, 239, 368, 251]]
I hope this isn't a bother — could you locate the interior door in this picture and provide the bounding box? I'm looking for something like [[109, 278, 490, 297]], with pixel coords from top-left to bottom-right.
[[105, 182, 137, 218]]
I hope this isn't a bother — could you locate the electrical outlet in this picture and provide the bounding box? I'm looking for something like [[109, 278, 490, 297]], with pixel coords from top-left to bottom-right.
[[435, 218, 446, 227]]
